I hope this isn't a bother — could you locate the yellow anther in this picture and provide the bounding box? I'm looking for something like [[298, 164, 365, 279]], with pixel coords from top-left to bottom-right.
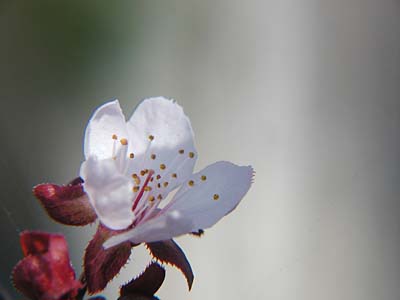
[[156, 174, 161, 180], [160, 164, 166, 170], [132, 174, 141, 185], [157, 194, 163, 200], [150, 154, 156, 160], [120, 138, 128, 145], [149, 196, 155, 202], [144, 186, 152, 192], [163, 182, 169, 187], [129, 153, 134, 159], [201, 175, 207, 181], [179, 149, 184, 154], [148, 135, 154, 141], [133, 186, 140, 193], [189, 152, 195, 158], [188, 180, 194, 187], [112, 134, 118, 140], [171, 173, 177, 178], [213, 194, 220, 200], [140, 170, 146, 176]]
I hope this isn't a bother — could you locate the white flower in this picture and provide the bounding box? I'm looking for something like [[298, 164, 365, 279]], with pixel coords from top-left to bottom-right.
[[80, 97, 253, 248]]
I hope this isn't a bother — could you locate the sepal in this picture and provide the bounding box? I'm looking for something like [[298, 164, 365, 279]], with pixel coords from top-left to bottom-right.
[[119, 262, 165, 300], [146, 239, 194, 290], [84, 224, 132, 294]]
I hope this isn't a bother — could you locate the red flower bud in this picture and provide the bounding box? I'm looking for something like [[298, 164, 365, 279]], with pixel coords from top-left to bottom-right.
[[33, 178, 97, 226], [12, 231, 82, 300]]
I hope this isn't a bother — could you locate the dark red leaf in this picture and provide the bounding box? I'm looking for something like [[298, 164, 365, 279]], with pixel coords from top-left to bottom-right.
[[84, 224, 132, 294], [33, 178, 97, 226], [146, 239, 194, 290], [119, 262, 165, 300], [12, 231, 82, 300]]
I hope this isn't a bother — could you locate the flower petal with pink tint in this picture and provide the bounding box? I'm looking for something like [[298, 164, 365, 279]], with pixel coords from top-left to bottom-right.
[[104, 161, 253, 247], [84, 100, 128, 160]]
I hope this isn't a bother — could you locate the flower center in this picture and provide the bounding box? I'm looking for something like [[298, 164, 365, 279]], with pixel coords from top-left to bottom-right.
[[110, 133, 197, 225]]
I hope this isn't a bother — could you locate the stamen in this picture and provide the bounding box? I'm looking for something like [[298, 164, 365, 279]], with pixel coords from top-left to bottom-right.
[[172, 173, 177, 178], [156, 174, 161, 180], [132, 170, 154, 212], [188, 180, 194, 187], [160, 164, 166, 170], [201, 175, 207, 181], [161, 149, 192, 181], [189, 152, 195, 158], [150, 154, 156, 160], [132, 174, 141, 185], [133, 186, 140, 193], [129, 153, 134, 159], [157, 183, 161, 188], [111, 136, 117, 158], [163, 182, 169, 187], [112, 136, 129, 173], [136, 133, 155, 177], [213, 194, 219, 200], [144, 186, 152, 192], [136, 191, 163, 225]]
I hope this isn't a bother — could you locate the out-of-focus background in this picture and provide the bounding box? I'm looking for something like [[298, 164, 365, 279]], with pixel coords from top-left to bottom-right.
[[1, 1, 400, 299]]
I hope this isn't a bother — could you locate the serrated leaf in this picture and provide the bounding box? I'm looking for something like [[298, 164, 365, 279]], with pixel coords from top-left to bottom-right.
[[119, 262, 165, 300], [146, 239, 194, 290]]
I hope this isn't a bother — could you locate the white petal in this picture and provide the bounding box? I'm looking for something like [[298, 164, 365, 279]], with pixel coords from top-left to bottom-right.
[[80, 157, 135, 230], [126, 97, 197, 186], [84, 100, 128, 160], [104, 161, 253, 247]]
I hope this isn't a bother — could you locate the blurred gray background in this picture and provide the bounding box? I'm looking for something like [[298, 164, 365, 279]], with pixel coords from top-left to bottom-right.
[[1, 1, 400, 299]]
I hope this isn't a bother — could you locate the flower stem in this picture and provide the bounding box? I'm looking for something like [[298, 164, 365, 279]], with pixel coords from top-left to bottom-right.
[[76, 273, 87, 300]]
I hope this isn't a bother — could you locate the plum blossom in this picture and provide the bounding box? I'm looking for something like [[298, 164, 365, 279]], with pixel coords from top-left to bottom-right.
[[79, 97, 254, 248], [31, 97, 253, 293]]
